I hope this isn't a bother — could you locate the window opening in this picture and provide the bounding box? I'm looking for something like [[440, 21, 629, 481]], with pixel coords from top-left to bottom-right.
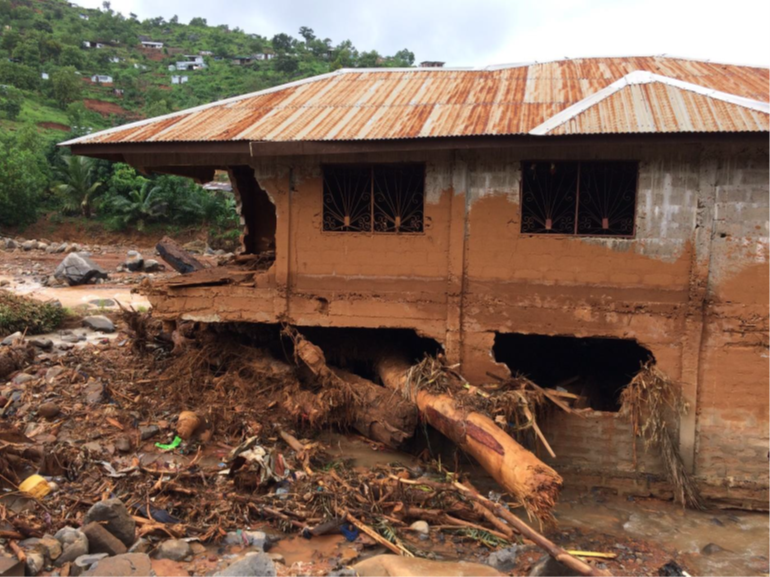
[[323, 164, 425, 233], [521, 161, 637, 236]]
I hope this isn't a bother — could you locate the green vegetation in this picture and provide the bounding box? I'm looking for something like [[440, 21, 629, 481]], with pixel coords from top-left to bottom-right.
[[0, 0, 416, 237], [0, 290, 67, 337]]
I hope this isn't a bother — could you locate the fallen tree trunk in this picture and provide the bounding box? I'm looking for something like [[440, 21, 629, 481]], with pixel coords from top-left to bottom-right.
[[283, 327, 417, 448], [156, 237, 206, 274], [375, 355, 562, 521]]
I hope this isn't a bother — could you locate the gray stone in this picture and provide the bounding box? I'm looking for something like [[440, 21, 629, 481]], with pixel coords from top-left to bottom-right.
[[83, 316, 115, 333], [22, 240, 37, 251], [25, 552, 45, 576], [54, 253, 108, 286], [12, 373, 35, 385], [54, 527, 89, 566], [84, 380, 105, 404], [155, 539, 191, 561], [83, 499, 136, 548], [223, 530, 267, 550], [37, 243, 48, 251], [408, 520, 429, 535], [485, 545, 519, 572], [702, 543, 726, 555], [4, 238, 18, 249], [124, 254, 144, 272], [142, 259, 164, 273], [215, 552, 276, 577], [81, 522, 128, 556], [529, 555, 581, 577], [74, 553, 109, 571], [37, 402, 60, 419], [115, 436, 132, 453], [29, 338, 53, 350], [139, 425, 159, 440], [1, 332, 22, 346], [83, 553, 152, 576], [127, 538, 151, 554]]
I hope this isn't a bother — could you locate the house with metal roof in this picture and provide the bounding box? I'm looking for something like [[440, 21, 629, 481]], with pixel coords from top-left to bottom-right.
[[61, 55, 770, 508]]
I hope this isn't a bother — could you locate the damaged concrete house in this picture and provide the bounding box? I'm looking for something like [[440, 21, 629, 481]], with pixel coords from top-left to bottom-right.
[[62, 55, 769, 509]]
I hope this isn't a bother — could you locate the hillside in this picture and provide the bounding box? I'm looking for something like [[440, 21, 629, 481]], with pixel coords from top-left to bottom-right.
[[0, 0, 416, 136], [0, 0, 417, 233]]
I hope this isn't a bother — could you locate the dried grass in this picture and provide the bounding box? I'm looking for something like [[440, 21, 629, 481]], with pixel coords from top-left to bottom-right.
[[621, 361, 703, 509]]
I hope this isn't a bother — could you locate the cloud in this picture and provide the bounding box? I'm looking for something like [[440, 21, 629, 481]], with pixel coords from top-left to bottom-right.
[[80, 0, 769, 67]]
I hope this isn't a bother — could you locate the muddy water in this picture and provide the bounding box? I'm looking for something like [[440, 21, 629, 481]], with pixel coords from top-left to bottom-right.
[[555, 490, 768, 576], [0, 274, 150, 310]]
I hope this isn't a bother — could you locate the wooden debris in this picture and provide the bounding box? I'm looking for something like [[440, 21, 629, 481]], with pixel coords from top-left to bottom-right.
[[155, 236, 206, 274]]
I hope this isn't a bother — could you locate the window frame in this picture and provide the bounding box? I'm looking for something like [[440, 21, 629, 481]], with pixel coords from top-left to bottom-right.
[[518, 160, 640, 239], [320, 162, 427, 235]]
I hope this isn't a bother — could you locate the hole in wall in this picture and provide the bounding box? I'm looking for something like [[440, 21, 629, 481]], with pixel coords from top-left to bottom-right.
[[229, 166, 277, 261], [493, 333, 654, 412]]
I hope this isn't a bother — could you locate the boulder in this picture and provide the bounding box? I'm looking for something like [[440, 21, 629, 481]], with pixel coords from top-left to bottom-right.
[[29, 338, 53, 350], [83, 499, 136, 548], [485, 545, 519, 572], [54, 253, 108, 286], [1, 332, 22, 346], [81, 522, 128, 556], [4, 238, 18, 249], [142, 259, 165, 273], [83, 553, 152, 576], [353, 556, 503, 577], [215, 552, 276, 577], [74, 553, 109, 573], [54, 527, 89, 566], [154, 539, 191, 562], [528, 555, 581, 577], [223, 530, 267, 550], [22, 240, 37, 251], [83, 316, 115, 333], [25, 551, 45, 576], [124, 253, 144, 272]]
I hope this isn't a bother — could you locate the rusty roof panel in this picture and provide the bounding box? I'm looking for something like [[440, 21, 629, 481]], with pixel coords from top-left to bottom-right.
[[63, 56, 770, 146], [546, 82, 769, 135]]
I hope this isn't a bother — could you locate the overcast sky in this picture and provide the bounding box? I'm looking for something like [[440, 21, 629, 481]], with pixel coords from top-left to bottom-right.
[[76, 0, 769, 67]]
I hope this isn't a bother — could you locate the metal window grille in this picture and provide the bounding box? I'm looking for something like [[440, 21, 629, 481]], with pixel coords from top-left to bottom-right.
[[521, 161, 638, 237], [323, 164, 425, 233]]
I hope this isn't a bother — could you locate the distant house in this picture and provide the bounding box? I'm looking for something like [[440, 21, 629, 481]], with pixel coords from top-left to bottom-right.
[[419, 61, 445, 68], [109, 56, 122, 63], [231, 56, 254, 65], [79, 13, 89, 20], [82, 41, 105, 49], [133, 63, 148, 70], [171, 75, 188, 84], [90, 74, 113, 84], [175, 55, 206, 71], [113, 88, 124, 96], [254, 52, 276, 61], [41, 72, 49, 80], [140, 38, 164, 49], [199, 50, 213, 56]]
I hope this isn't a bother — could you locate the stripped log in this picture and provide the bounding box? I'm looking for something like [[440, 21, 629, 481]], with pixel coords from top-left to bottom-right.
[[375, 354, 562, 521], [155, 237, 205, 274]]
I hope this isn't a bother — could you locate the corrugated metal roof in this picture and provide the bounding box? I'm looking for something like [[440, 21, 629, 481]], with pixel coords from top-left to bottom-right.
[[63, 55, 770, 146]]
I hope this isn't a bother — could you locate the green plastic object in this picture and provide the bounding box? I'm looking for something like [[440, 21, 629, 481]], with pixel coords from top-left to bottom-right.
[[155, 436, 182, 451]]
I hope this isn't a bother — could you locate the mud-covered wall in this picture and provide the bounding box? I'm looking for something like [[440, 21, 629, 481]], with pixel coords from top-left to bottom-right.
[[150, 137, 769, 505]]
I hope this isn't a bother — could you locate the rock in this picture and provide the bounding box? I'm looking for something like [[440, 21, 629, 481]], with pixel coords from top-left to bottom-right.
[[408, 520, 429, 535], [84, 380, 105, 404], [124, 253, 144, 272], [74, 553, 109, 572], [223, 530, 267, 550], [38, 535, 63, 561], [83, 499, 136, 548], [25, 551, 45, 576], [1, 332, 22, 346], [29, 338, 53, 350], [328, 569, 357, 577], [82, 316, 115, 333], [54, 243, 67, 253], [701, 543, 726, 555], [88, 298, 117, 308], [354, 556, 503, 577], [83, 553, 152, 576], [155, 539, 192, 562], [22, 240, 37, 251], [45, 366, 65, 384], [4, 238, 18, 249], [54, 253, 108, 286], [127, 538, 151, 554], [37, 242, 48, 251], [0, 279, 9, 287], [485, 545, 519, 572], [139, 425, 160, 440], [115, 436, 132, 453], [528, 555, 581, 577], [37, 402, 61, 419], [215, 552, 276, 576], [267, 553, 285, 564], [142, 259, 164, 273], [81, 522, 128, 556], [12, 373, 35, 385], [54, 527, 89, 566], [152, 558, 190, 576], [182, 239, 208, 254]]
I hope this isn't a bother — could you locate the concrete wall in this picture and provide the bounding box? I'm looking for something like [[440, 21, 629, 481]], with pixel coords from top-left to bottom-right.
[[150, 137, 769, 505]]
